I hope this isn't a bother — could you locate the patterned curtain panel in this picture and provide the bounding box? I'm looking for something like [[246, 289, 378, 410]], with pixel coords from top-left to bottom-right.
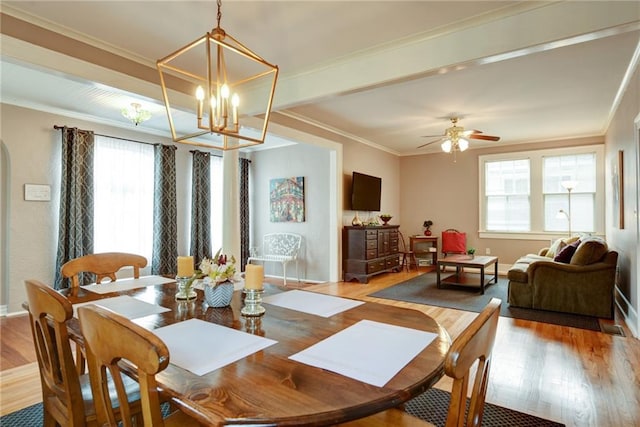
[[239, 157, 250, 270], [151, 144, 178, 276], [54, 127, 95, 289], [190, 150, 211, 266]]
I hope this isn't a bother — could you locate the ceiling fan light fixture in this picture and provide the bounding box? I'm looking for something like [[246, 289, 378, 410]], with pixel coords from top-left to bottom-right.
[[156, 0, 279, 150], [441, 139, 452, 153], [121, 103, 151, 126], [458, 138, 469, 152]]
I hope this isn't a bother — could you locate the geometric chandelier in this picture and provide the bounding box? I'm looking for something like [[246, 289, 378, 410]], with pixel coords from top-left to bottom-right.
[[156, 0, 279, 150]]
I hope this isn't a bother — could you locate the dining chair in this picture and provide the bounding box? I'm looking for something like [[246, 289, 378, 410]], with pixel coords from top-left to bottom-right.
[[398, 231, 418, 272], [61, 252, 147, 373], [78, 304, 202, 427], [61, 251, 148, 288], [341, 297, 502, 427], [24, 279, 143, 427]]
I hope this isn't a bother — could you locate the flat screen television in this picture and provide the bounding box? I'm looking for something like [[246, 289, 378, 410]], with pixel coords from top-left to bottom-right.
[[351, 172, 381, 211]]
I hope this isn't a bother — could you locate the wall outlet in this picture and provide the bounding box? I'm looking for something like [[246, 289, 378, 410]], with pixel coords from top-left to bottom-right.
[[485, 248, 491, 255]]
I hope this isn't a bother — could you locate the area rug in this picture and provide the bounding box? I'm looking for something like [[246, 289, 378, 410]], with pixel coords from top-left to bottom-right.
[[0, 389, 564, 426], [0, 402, 172, 426], [369, 273, 601, 331], [406, 387, 564, 426]]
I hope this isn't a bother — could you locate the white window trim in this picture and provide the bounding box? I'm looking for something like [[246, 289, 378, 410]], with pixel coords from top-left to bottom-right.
[[479, 144, 605, 240]]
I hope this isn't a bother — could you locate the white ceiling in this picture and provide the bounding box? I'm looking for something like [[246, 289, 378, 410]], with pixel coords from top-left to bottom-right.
[[1, 1, 639, 155]]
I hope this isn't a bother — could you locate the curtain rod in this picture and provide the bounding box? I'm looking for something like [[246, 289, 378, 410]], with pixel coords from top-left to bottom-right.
[[53, 126, 249, 160], [53, 125, 158, 147]]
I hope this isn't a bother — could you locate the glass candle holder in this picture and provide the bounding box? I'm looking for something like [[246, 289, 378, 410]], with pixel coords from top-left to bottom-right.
[[175, 276, 197, 301], [241, 288, 265, 317]]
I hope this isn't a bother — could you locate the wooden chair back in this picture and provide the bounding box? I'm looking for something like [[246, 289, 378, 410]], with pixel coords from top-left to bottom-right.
[[61, 252, 148, 288], [24, 279, 87, 426], [25, 279, 144, 426], [444, 297, 501, 427], [398, 231, 418, 272], [78, 304, 200, 427]]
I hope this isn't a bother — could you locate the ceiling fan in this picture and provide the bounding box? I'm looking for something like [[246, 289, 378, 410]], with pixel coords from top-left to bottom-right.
[[417, 117, 500, 154]]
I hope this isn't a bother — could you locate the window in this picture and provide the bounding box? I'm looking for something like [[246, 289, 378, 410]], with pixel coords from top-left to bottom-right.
[[479, 145, 604, 239], [543, 153, 596, 233], [484, 159, 530, 231], [93, 136, 154, 262], [210, 155, 223, 252]]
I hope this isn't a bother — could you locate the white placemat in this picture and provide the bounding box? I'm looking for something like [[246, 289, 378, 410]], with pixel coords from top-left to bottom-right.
[[262, 290, 364, 317], [289, 319, 438, 387], [153, 318, 277, 376], [82, 275, 175, 294], [73, 295, 170, 319]]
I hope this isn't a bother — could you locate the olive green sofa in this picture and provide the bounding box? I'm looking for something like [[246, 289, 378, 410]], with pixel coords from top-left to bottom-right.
[[507, 236, 617, 318]]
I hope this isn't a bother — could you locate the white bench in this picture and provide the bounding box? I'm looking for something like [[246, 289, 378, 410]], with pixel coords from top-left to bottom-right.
[[248, 233, 302, 286]]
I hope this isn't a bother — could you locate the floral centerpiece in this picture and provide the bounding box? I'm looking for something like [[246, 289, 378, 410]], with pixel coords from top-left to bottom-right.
[[199, 249, 241, 285], [198, 249, 241, 307]]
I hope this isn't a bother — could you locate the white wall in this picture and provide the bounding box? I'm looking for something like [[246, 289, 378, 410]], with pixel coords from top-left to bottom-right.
[[249, 143, 331, 282], [605, 64, 639, 337], [0, 104, 193, 314]]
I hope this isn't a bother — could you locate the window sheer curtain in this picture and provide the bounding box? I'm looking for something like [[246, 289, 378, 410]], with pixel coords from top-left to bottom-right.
[[151, 145, 178, 275], [54, 127, 95, 289], [93, 136, 154, 263], [190, 150, 211, 266]]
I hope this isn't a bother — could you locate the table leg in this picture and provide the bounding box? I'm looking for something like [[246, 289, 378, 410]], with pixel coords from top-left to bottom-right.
[[436, 263, 441, 289], [480, 266, 485, 295], [494, 260, 498, 284]]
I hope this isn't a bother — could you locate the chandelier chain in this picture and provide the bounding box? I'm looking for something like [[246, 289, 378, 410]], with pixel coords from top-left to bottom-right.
[[217, 0, 222, 28]]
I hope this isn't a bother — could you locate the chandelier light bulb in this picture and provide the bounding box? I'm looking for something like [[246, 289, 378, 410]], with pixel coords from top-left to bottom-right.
[[221, 84, 230, 99], [196, 86, 205, 101]]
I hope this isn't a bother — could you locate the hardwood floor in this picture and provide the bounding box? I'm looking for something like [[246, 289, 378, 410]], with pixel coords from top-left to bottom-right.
[[1, 269, 639, 426]]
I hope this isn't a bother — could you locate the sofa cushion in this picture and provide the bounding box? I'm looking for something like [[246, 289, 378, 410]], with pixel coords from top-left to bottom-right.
[[546, 238, 567, 258], [554, 240, 581, 263], [570, 237, 608, 265], [507, 262, 529, 283]]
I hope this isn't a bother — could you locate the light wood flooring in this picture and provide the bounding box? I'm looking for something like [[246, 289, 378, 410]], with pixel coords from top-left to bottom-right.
[[1, 269, 639, 426]]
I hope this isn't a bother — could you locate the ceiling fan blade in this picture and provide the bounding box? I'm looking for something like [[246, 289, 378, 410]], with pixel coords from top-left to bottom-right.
[[417, 138, 442, 149], [420, 134, 445, 138], [469, 134, 500, 141]]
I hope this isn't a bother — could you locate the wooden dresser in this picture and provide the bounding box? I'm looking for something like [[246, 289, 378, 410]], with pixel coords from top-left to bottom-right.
[[343, 225, 400, 283]]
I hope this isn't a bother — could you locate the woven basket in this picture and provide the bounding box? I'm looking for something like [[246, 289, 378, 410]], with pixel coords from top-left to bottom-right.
[[204, 281, 234, 307]]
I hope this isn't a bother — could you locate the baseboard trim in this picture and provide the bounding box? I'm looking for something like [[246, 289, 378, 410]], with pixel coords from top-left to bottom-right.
[[615, 286, 638, 338]]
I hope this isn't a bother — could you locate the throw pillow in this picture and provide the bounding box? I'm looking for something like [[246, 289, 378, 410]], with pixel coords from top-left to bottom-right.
[[554, 240, 580, 263], [546, 238, 567, 258], [570, 237, 608, 265]]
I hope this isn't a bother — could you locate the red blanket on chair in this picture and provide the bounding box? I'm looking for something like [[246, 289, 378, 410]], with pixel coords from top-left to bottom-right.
[[442, 230, 466, 254]]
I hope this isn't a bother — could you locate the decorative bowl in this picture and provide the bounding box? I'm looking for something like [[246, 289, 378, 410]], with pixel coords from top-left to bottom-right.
[[379, 215, 392, 225]]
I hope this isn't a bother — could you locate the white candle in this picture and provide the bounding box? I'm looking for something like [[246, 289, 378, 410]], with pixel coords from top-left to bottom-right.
[[177, 256, 194, 277], [245, 264, 264, 290]]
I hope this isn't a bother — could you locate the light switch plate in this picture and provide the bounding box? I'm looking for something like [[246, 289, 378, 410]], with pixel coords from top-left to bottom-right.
[[24, 184, 51, 201]]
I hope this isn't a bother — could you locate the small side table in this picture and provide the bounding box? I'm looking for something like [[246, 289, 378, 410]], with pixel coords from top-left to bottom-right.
[[410, 235, 438, 267]]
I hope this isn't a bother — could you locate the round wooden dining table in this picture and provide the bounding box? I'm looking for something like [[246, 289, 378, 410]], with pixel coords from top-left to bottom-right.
[[63, 280, 451, 426]]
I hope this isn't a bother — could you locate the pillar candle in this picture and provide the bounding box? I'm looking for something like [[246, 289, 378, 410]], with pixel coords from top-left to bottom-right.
[[245, 264, 264, 290], [177, 256, 194, 277]]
